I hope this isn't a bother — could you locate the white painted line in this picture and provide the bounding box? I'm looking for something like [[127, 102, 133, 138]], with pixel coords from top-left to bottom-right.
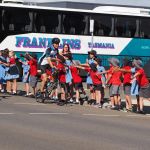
[[126, 115, 140, 117], [83, 114, 120, 117], [0, 113, 15, 115], [126, 114, 150, 118], [29, 113, 68, 115], [14, 103, 46, 106]]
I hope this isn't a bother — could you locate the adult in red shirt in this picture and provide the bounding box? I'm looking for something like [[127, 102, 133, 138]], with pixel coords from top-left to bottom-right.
[[132, 59, 150, 114]]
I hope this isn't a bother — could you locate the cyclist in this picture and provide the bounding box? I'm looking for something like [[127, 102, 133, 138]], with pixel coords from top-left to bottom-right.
[[38, 38, 60, 97]]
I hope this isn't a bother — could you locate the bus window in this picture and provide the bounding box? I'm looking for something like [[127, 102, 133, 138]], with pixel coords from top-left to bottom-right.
[[3, 8, 30, 32], [115, 16, 137, 37], [140, 18, 150, 38], [62, 13, 86, 35], [34, 11, 59, 33], [92, 15, 113, 36], [0, 8, 2, 31]]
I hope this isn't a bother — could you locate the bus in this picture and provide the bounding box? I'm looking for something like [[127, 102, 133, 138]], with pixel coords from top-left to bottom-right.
[[0, 2, 150, 75]]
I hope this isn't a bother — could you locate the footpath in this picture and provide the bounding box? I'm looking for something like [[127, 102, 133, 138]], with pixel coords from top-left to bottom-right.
[[17, 82, 150, 107]]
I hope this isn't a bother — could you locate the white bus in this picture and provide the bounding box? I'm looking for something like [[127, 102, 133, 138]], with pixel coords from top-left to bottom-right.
[[0, 3, 150, 66]]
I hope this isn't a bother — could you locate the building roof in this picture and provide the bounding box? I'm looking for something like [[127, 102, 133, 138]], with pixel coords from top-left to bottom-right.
[[23, 0, 150, 6]]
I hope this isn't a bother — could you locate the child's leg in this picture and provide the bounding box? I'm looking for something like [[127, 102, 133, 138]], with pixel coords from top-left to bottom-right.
[[25, 83, 30, 95], [12, 79, 17, 93], [95, 90, 101, 105], [89, 84, 95, 100], [6, 80, 11, 93], [75, 89, 80, 103], [136, 95, 140, 111], [0, 84, 2, 90], [125, 94, 132, 109], [61, 87, 65, 100], [139, 97, 144, 111], [113, 95, 118, 105]]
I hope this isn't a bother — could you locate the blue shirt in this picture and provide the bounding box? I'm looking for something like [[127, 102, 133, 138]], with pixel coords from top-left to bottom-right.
[[86, 59, 95, 84], [38, 45, 58, 65]]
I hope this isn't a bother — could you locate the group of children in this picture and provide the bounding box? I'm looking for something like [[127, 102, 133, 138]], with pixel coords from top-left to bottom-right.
[[0, 48, 38, 97], [0, 45, 150, 114]]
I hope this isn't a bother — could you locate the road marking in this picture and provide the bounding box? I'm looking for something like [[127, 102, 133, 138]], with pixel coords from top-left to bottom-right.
[[0, 113, 15, 115], [29, 113, 68, 115], [126, 114, 150, 117], [14, 103, 46, 106], [83, 114, 120, 117], [83, 114, 150, 118]]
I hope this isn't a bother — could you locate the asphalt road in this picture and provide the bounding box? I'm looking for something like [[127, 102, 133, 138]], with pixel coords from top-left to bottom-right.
[[0, 94, 150, 150]]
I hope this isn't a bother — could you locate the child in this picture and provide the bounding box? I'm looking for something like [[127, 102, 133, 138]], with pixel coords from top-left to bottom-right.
[[107, 58, 122, 110], [70, 61, 87, 104], [85, 50, 97, 104], [63, 53, 74, 102], [56, 54, 67, 105], [132, 59, 150, 114], [94, 58, 106, 105], [0, 49, 10, 93], [121, 58, 133, 112], [27, 53, 38, 97], [5, 50, 19, 95], [20, 55, 30, 96], [77, 63, 102, 107], [0, 50, 6, 92]]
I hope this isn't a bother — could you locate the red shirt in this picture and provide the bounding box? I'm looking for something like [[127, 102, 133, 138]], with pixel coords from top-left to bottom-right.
[[122, 66, 132, 84], [9, 57, 16, 65], [57, 62, 66, 83], [136, 68, 149, 87], [28, 58, 37, 76], [111, 70, 122, 85], [107, 66, 113, 84], [70, 66, 82, 83], [85, 68, 102, 85]]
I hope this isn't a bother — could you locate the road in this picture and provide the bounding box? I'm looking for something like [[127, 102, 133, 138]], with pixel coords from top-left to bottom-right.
[[0, 94, 150, 150]]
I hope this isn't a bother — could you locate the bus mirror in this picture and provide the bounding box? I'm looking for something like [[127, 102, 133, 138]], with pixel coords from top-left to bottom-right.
[[90, 19, 94, 33]]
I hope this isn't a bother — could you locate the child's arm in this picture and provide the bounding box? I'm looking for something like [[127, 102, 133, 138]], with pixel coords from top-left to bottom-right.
[[75, 65, 85, 70], [79, 64, 89, 67], [131, 72, 140, 80], [105, 73, 112, 85], [117, 67, 131, 73]]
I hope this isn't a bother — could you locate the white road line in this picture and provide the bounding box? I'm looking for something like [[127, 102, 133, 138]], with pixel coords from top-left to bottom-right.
[[126, 115, 142, 117], [0, 113, 15, 115], [14, 103, 46, 106], [29, 113, 68, 115], [83, 114, 120, 117]]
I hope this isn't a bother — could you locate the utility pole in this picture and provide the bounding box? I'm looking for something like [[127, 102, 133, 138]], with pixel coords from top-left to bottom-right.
[[90, 19, 94, 50]]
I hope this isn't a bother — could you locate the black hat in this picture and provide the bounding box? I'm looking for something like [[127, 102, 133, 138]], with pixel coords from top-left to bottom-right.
[[88, 50, 97, 56], [90, 63, 97, 71], [31, 53, 37, 59], [52, 38, 60, 44], [123, 58, 132, 66], [95, 57, 102, 64]]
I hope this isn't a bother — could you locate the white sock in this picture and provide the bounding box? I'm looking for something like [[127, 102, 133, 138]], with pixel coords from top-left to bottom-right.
[[76, 99, 79, 102]]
